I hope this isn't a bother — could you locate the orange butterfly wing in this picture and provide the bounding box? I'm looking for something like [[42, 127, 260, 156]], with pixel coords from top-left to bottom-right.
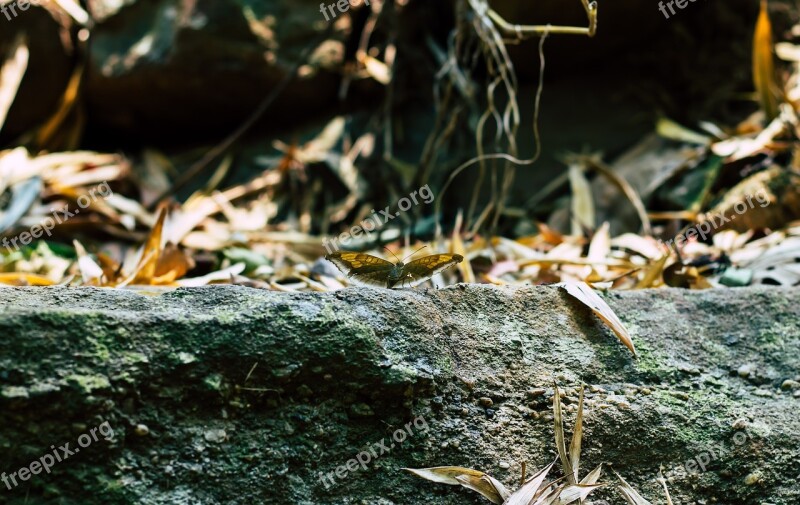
[[399, 254, 464, 287], [325, 252, 395, 287]]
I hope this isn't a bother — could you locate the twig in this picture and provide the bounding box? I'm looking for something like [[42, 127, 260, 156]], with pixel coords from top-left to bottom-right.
[[486, 0, 598, 39]]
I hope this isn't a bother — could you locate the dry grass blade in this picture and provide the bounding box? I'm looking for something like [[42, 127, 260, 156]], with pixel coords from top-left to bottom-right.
[[553, 387, 574, 485], [503, 460, 555, 505], [655, 117, 711, 145], [635, 254, 668, 289], [73, 240, 103, 285], [753, 0, 779, 121], [403, 466, 488, 486], [0, 33, 29, 133], [568, 163, 594, 236], [568, 386, 585, 483], [614, 471, 653, 505], [0, 273, 55, 286], [579, 464, 602, 485], [556, 282, 636, 356], [131, 206, 167, 285], [531, 483, 564, 505], [557, 483, 602, 504], [656, 470, 674, 505], [452, 210, 475, 283], [52, 0, 91, 26], [454, 474, 510, 504]]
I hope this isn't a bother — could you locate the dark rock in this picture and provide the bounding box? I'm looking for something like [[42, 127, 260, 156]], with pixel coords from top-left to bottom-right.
[[0, 285, 797, 504]]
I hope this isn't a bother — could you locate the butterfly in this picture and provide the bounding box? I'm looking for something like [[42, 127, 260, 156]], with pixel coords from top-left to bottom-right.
[[325, 247, 463, 289]]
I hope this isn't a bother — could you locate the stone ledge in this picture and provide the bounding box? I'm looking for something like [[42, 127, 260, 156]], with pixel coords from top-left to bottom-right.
[[0, 285, 798, 504]]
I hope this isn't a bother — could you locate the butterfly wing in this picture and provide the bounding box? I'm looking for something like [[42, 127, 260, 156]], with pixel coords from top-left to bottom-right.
[[400, 254, 464, 287], [325, 252, 395, 287]]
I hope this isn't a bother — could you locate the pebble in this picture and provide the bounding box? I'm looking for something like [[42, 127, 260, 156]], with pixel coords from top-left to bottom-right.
[[780, 379, 800, 391], [744, 471, 762, 485], [134, 424, 150, 437], [527, 388, 546, 398], [479, 397, 494, 407], [737, 364, 754, 378], [350, 403, 374, 417], [499, 462, 510, 469], [204, 429, 226, 443], [731, 419, 749, 430]]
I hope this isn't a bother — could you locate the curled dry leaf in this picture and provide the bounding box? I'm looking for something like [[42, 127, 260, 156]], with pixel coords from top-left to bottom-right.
[[556, 281, 636, 356], [454, 474, 510, 504], [403, 466, 490, 486], [614, 471, 653, 505]]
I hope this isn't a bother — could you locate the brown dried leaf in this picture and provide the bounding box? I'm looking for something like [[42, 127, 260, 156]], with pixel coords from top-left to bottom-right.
[[553, 386, 574, 485], [73, 240, 103, 285], [753, 0, 779, 121], [557, 282, 636, 356], [0, 273, 55, 286], [403, 466, 488, 486], [615, 471, 653, 505], [504, 461, 555, 505], [568, 386, 585, 483], [0, 33, 29, 133], [558, 483, 602, 505], [454, 474, 510, 504], [131, 206, 167, 285], [569, 163, 594, 236], [579, 464, 602, 486]]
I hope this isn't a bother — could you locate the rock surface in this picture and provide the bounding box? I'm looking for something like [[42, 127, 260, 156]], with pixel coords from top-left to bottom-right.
[[0, 285, 798, 504]]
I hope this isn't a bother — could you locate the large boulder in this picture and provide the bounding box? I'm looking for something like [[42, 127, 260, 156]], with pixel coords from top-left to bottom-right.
[[0, 285, 798, 504]]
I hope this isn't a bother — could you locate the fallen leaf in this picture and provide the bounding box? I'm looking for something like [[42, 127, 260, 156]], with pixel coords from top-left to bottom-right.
[[557, 281, 636, 355]]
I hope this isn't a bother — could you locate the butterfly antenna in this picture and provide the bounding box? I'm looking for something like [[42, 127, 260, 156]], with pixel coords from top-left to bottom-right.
[[383, 247, 402, 262], [401, 245, 428, 263]]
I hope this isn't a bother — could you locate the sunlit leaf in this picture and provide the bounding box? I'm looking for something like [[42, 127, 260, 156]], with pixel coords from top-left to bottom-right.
[[557, 281, 636, 355], [0, 33, 29, 134], [753, 0, 779, 121]]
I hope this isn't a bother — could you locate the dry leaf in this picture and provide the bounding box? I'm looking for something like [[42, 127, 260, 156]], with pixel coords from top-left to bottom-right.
[[569, 163, 594, 235], [403, 466, 489, 486], [568, 386, 585, 484], [615, 471, 653, 505], [73, 240, 103, 284], [753, 0, 779, 121], [454, 474, 509, 504], [557, 282, 636, 355], [553, 386, 574, 485], [0, 33, 29, 134], [504, 461, 555, 505]]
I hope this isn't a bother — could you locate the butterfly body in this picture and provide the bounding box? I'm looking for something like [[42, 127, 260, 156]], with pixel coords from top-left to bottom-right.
[[325, 251, 463, 289]]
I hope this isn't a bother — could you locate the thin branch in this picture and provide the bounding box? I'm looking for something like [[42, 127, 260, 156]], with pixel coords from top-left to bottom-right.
[[487, 0, 597, 39]]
